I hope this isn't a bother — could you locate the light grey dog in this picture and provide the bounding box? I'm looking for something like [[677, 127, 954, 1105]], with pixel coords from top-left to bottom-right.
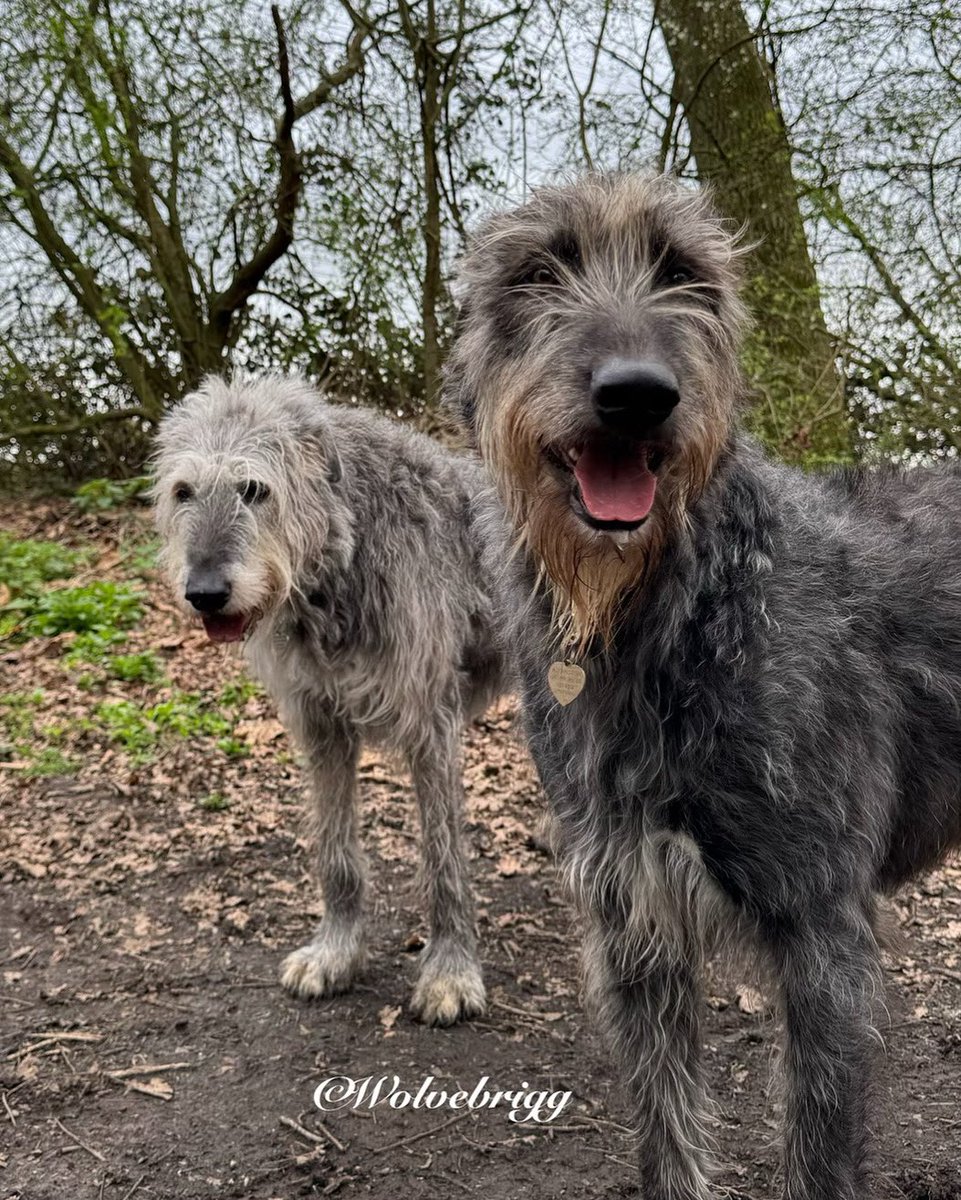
[[153, 375, 506, 1025], [447, 173, 961, 1197]]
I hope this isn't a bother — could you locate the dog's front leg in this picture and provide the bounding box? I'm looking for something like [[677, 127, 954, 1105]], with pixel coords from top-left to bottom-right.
[[280, 705, 367, 998], [771, 912, 881, 1200], [406, 710, 486, 1026], [585, 916, 714, 1200]]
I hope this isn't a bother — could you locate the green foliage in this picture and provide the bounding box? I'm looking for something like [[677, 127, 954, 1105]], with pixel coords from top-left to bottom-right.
[[0, 533, 83, 595], [218, 678, 263, 707], [0, 690, 79, 776], [0, 690, 45, 743], [74, 476, 152, 512], [216, 736, 250, 759], [25, 581, 142, 637], [93, 691, 231, 763], [199, 791, 230, 812], [92, 700, 156, 759], [63, 628, 130, 664], [22, 747, 80, 777], [149, 695, 230, 738], [119, 533, 160, 576], [108, 650, 162, 683]]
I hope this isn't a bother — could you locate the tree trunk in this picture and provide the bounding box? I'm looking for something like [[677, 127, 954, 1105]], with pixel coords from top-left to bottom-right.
[[417, 0, 444, 412], [657, 0, 851, 463]]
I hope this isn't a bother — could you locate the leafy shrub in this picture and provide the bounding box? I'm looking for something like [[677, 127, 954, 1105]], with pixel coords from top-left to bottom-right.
[[25, 581, 143, 637], [74, 476, 152, 512]]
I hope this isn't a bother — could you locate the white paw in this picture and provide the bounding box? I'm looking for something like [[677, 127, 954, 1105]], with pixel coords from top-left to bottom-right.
[[410, 960, 486, 1026], [280, 931, 366, 999]]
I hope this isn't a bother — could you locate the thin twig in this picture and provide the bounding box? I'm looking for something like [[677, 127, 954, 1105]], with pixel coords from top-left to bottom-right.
[[120, 1174, 145, 1200], [107, 1062, 191, 1079], [371, 1110, 472, 1154], [52, 1116, 106, 1162], [280, 1114, 346, 1153]]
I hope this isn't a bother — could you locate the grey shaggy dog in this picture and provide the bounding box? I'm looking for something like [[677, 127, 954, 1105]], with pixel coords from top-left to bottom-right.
[[446, 173, 961, 1198], [153, 376, 506, 1025]]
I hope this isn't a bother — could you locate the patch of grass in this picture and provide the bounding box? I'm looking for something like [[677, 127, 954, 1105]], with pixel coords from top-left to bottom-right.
[[0, 690, 45, 743], [149, 695, 230, 738], [0, 535, 88, 638], [92, 691, 231, 763], [0, 533, 83, 595], [74, 476, 152, 512], [109, 651, 162, 683], [219, 678, 263, 707], [25, 581, 143, 638], [199, 792, 230, 812], [63, 629, 130, 665], [22, 747, 80, 778], [93, 700, 157, 760], [0, 692, 79, 777], [120, 533, 160, 577], [216, 736, 250, 759]]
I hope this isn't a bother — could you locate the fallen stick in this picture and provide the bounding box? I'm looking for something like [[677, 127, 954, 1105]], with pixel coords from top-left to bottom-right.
[[52, 1117, 105, 1162]]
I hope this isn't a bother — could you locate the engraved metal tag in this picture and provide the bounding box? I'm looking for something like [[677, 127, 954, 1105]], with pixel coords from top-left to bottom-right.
[[547, 661, 586, 705]]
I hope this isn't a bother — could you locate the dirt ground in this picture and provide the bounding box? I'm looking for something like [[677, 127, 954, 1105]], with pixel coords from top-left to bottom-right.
[[1, 500, 960, 1200]]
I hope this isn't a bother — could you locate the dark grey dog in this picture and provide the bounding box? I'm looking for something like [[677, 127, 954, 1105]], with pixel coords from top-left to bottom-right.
[[154, 376, 506, 1025], [446, 173, 961, 1197]]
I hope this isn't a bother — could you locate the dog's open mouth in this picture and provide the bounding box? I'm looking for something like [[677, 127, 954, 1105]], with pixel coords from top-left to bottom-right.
[[200, 613, 250, 643], [545, 435, 667, 531]]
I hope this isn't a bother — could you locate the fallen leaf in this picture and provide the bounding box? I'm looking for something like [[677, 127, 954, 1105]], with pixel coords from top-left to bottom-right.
[[125, 1076, 174, 1101], [378, 1005, 401, 1037], [736, 985, 768, 1016]]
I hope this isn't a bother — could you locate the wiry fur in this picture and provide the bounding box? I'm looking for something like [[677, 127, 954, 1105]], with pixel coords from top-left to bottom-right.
[[448, 173, 746, 649], [449, 173, 961, 1197], [153, 375, 507, 1025]]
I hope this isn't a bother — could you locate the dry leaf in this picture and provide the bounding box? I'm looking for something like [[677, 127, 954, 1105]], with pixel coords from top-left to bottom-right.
[[378, 1005, 401, 1037], [126, 1076, 174, 1101], [736, 986, 768, 1016], [496, 854, 522, 878]]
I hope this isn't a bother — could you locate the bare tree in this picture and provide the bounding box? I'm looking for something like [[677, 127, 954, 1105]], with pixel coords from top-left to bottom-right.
[[0, 0, 371, 455]]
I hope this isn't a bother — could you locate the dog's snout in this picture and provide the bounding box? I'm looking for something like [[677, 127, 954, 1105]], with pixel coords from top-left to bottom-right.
[[590, 359, 680, 436], [185, 570, 231, 614]]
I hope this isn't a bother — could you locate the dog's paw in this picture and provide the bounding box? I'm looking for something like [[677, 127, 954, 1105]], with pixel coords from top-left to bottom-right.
[[410, 958, 486, 1026], [280, 932, 366, 999]]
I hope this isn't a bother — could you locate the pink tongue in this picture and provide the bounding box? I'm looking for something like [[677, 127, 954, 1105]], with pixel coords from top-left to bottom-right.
[[573, 443, 657, 523], [202, 613, 247, 643]]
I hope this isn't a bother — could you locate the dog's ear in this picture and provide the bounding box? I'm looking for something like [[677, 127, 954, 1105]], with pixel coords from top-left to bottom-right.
[[325, 439, 343, 484], [442, 299, 478, 439], [291, 392, 345, 485]]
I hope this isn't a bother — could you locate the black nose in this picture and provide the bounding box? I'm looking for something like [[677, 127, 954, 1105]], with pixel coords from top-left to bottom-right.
[[185, 570, 231, 614], [591, 359, 680, 436]]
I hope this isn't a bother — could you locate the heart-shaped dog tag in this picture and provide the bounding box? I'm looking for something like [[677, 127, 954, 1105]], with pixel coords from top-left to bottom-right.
[[547, 661, 586, 706]]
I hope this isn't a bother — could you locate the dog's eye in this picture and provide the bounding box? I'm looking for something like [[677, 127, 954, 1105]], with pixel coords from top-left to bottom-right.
[[239, 480, 270, 504], [515, 264, 558, 288], [173, 483, 193, 503], [656, 255, 696, 289], [530, 266, 558, 286]]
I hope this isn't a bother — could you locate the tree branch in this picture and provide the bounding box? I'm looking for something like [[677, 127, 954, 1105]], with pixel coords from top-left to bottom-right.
[[0, 405, 154, 446]]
